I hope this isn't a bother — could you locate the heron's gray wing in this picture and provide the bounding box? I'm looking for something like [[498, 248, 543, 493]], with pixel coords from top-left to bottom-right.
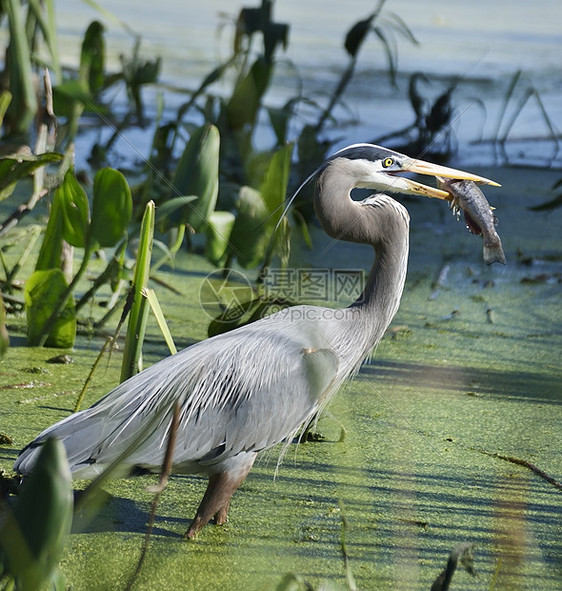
[[190, 347, 340, 465], [15, 319, 340, 477], [13, 368, 173, 477], [129, 343, 340, 470]]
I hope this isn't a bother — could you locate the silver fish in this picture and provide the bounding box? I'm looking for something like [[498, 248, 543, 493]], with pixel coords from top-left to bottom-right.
[[437, 178, 506, 265]]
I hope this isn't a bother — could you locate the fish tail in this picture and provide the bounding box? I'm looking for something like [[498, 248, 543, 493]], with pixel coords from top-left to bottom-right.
[[483, 243, 506, 265]]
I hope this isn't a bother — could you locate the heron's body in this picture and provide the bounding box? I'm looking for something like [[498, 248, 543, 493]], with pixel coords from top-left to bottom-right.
[[14, 144, 497, 537]]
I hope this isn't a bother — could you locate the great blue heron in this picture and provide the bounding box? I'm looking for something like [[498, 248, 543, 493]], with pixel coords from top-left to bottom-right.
[[14, 144, 498, 538]]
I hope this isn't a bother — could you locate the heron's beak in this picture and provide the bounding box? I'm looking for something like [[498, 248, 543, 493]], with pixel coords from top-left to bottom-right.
[[396, 158, 501, 200]]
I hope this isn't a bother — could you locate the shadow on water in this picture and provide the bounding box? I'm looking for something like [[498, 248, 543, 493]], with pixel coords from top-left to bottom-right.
[[362, 358, 561, 405], [59, 441, 562, 587]]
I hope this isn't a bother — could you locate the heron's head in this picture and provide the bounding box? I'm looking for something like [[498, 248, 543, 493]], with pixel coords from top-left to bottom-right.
[[324, 143, 500, 199]]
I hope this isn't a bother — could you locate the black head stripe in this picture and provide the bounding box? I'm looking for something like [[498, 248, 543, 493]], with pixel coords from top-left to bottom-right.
[[328, 143, 401, 164]]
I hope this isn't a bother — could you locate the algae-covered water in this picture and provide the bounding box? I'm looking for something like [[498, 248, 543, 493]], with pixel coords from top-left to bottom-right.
[[1, 164, 561, 590]]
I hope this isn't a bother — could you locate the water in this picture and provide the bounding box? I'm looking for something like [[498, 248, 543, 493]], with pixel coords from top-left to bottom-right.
[[2, 165, 561, 590], [56, 0, 562, 82], [53, 0, 562, 167]]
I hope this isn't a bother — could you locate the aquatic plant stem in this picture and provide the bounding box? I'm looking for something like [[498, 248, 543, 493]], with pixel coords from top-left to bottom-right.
[[477, 449, 562, 492], [120, 201, 154, 382]]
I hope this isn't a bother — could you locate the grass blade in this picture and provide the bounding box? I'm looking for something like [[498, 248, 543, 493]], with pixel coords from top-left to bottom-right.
[[120, 201, 154, 381], [143, 288, 177, 355]]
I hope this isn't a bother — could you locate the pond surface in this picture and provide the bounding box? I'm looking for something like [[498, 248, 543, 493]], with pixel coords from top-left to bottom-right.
[[1, 164, 560, 589], [50, 0, 562, 168]]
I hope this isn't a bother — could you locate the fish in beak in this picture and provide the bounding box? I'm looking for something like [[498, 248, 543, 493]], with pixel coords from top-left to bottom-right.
[[391, 157, 501, 200]]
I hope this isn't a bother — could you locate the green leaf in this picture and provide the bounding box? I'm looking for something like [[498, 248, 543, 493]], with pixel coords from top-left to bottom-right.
[[225, 57, 273, 131], [267, 99, 297, 146], [229, 186, 270, 268], [236, 2, 289, 62], [169, 123, 220, 232], [56, 170, 90, 248], [0, 152, 63, 202], [0, 438, 72, 590], [260, 142, 293, 222], [230, 187, 269, 268], [89, 167, 133, 248], [344, 13, 375, 58], [131, 57, 161, 86], [385, 11, 419, 45], [205, 210, 235, 267], [25, 269, 76, 347], [229, 144, 293, 269], [35, 190, 64, 272], [144, 287, 177, 355], [52, 79, 93, 118], [153, 195, 197, 226], [80, 20, 105, 95]]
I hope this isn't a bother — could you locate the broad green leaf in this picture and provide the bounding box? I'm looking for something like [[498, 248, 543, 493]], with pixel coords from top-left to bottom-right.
[[0, 438, 72, 591], [89, 167, 133, 248], [229, 145, 293, 269], [205, 210, 235, 267], [260, 142, 293, 222], [169, 123, 219, 232], [267, 99, 297, 146], [261, 144, 294, 268], [225, 57, 273, 131], [229, 186, 271, 269], [35, 190, 64, 272], [80, 21, 105, 95], [57, 170, 90, 248], [25, 269, 76, 347]]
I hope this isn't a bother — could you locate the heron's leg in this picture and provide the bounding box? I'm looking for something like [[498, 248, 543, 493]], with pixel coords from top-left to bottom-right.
[[184, 454, 256, 539]]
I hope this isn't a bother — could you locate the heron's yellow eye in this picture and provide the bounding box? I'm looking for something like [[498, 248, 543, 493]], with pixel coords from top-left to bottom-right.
[[382, 157, 394, 168]]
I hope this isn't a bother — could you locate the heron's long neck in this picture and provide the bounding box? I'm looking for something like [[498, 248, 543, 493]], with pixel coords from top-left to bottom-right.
[[315, 166, 410, 350], [354, 226, 409, 342]]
